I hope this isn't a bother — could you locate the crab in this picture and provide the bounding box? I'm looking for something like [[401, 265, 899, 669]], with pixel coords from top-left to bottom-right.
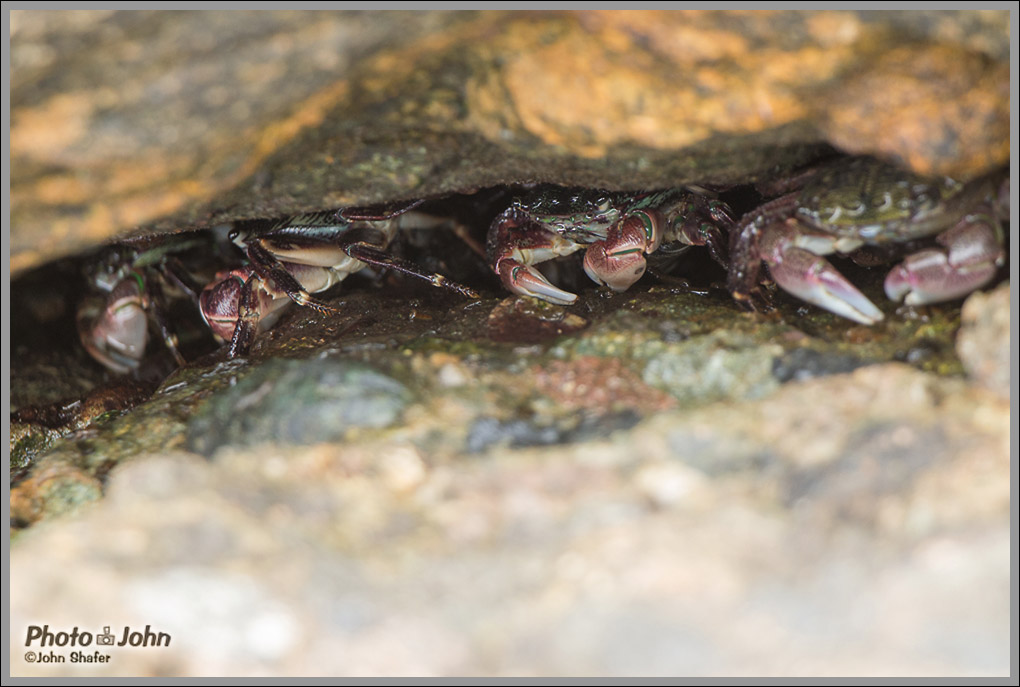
[[77, 233, 216, 374], [199, 202, 480, 357], [727, 156, 1008, 324], [487, 185, 734, 305]]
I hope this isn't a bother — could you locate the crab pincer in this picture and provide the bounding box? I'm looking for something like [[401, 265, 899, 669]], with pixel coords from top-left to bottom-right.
[[488, 186, 732, 304], [728, 156, 1007, 324], [201, 206, 479, 357]]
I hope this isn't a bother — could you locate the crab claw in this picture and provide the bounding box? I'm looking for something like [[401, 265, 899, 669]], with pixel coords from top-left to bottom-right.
[[768, 247, 885, 324], [78, 276, 150, 373], [199, 272, 248, 341], [495, 257, 577, 305], [583, 243, 647, 291], [199, 269, 289, 342], [756, 219, 884, 326], [582, 215, 655, 292], [487, 208, 584, 305], [884, 216, 1004, 305]]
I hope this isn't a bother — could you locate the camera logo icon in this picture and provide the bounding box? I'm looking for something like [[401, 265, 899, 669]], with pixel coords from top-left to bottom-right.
[[96, 626, 115, 646]]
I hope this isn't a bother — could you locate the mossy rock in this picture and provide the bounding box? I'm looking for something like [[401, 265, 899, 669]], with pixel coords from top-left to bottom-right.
[[12, 10, 1009, 274]]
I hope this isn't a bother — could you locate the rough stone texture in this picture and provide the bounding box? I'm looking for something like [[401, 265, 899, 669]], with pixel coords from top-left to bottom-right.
[[10, 11, 474, 273], [186, 358, 412, 455], [11, 10, 1009, 274], [9, 9, 1011, 678], [8, 274, 988, 523], [9, 270, 1012, 675], [956, 283, 1011, 400], [9, 365, 1010, 677]]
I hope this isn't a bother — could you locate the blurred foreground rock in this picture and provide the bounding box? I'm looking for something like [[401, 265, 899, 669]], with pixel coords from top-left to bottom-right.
[[956, 283, 1011, 400], [10, 363, 1009, 676], [9, 9, 1011, 678]]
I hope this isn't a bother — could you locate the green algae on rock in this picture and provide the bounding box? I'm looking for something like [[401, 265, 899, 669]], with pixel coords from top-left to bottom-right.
[[186, 358, 413, 456]]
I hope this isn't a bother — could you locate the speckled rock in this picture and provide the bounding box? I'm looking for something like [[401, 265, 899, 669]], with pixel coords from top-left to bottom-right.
[[487, 296, 590, 344], [11, 10, 1009, 273], [10, 278, 979, 529], [9, 10, 1010, 677], [9, 365, 1010, 676], [186, 358, 412, 455], [956, 283, 1010, 400]]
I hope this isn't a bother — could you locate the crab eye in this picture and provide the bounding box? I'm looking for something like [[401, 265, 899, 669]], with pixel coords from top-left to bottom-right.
[[229, 228, 249, 247]]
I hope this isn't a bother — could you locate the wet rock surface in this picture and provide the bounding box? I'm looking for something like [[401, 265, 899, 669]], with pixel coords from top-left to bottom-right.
[[9, 9, 1011, 678], [9, 264, 1011, 676], [186, 358, 412, 455]]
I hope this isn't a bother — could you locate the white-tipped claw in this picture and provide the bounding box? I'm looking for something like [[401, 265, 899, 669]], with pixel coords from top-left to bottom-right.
[[769, 247, 884, 325], [498, 259, 577, 305], [884, 220, 1003, 305]]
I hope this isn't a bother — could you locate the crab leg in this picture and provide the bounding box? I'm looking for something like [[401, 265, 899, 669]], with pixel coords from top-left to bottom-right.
[[884, 212, 1005, 305], [159, 255, 204, 301], [342, 241, 479, 298], [336, 199, 426, 222], [245, 240, 342, 316], [352, 206, 488, 258], [667, 192, 734, 268], [728, 193, 800, 306], [145, 275, 187, 367], [228, 272, 266, 358]]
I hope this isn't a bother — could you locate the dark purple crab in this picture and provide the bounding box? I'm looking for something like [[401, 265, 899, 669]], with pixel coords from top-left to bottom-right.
[[199, 202, 479, 357], [487, 185, 734, 304], [77, 233, 214, 374], [728, 156, 1008, 324]]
